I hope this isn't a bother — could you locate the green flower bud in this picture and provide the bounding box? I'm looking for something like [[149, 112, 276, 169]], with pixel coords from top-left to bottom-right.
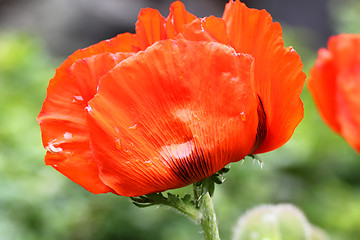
[[233, 204, 329, 240]]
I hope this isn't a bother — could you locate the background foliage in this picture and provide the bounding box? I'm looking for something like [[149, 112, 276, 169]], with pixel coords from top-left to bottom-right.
[[0, 0, 359, 239]]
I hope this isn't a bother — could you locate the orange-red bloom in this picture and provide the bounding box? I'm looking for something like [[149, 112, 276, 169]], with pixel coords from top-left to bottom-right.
[[308, 34, 360, 153], [37, 1, 305, 197]]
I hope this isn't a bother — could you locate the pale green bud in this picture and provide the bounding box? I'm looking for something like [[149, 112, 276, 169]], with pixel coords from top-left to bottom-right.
[[233, 204, 329, 240]]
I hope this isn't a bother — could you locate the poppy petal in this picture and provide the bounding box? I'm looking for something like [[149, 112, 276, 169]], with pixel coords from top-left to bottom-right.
[[337, 69, 360, 152], [182, 17, 229, 44], [37, 52, 133, 193], [311, 35, 360, 152], [165, 1, 197, 39], [69, 33, 138, 65], [331, 36, 360, 152], [223, 0, 305, 153], [307, 49, 340, 133], [87, 39, 258, 196], [135, 8, 167, 50]]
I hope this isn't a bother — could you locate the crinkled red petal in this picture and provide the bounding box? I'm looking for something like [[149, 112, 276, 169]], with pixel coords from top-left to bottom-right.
[[337, 69, 360, 153], [223, 0, 305, 153], [328, 35, 360, 152], [69, 33, 138, 64], [135, 8, 167, 50], [309, 34, 360, 153], [37, 52, 133, 193], [165, 1, 197, 39], [87, 39, 258, 196], [307, 49, 340, 133], [182, 16, 229, 44]]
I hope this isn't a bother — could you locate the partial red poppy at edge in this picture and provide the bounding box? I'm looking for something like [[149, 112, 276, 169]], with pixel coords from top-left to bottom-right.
[[308, 34, 360, 153], [37, 0, 305, 197]]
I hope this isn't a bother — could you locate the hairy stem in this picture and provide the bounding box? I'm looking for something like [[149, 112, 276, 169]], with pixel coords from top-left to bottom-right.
[[194, 181, 221, 240]]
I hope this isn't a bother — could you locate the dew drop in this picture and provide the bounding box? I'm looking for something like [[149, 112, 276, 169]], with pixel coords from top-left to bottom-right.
[[53, 164, 58, 168], [72, 95, 84, 102], [128, 124, 137, 130], [240, 111, 246, 121], [115, 139, 122, 150], [64, 132, 72, 140], [192, 113, 199, 121], [85, 105, 92, 112], [144, 160, 152, 167]]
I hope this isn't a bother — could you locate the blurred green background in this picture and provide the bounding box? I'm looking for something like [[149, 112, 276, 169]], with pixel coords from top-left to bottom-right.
[[0, 0, 359, 239]]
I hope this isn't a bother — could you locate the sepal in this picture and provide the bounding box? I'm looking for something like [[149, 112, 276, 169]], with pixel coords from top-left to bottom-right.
[[131, 192, 202, 223]]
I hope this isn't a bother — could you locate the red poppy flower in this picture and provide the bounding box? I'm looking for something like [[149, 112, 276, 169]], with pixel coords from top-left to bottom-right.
[[37, 1, 305, 197], [308, 34, 360, 153]]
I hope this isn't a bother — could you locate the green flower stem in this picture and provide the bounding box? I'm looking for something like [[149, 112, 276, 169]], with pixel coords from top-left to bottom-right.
[[193, 180, 221, 240], [132, 170, 228, 240], [198, 191, 221, 240]]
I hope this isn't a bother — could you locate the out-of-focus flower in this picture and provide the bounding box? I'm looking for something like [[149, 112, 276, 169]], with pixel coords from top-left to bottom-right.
[[308, 34, 360, 153], [37, 1, 305, 197]]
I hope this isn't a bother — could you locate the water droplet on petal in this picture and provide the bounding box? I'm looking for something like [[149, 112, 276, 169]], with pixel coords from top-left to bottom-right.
[[193, 113, 199, 121], [115, 139, 122, 150], [53, 164, 58, 168], [240, 111, 246, 121], [72, 95, 84, 102], [144, 160, 152, 167], [128, 124, 137, 130], [85, 105, 92, 112], [64, 132, 72, 140]]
